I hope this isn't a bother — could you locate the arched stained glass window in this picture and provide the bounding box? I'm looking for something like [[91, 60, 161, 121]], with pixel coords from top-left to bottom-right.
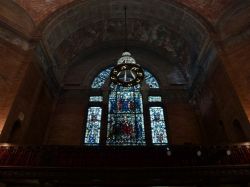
[[91, 67, 159, 89], [85, 66, 168, 146], [84, 107, 102, 145]]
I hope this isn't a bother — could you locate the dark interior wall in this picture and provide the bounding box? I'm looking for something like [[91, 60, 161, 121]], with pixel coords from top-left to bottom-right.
[[216, 3, 250, 140], [167, 102, 201, 144], [222, 42, 250, 139], [196, 60, 249, 144], [45, 90, 87, 145], [193, 3, 250, 144], [0, 39, 30, 141], [22, 84, 54, 144], [0, 43, 54, 144]]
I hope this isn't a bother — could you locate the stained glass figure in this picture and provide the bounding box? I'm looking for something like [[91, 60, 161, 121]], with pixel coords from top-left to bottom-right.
[[89, 96, 103, 102], [148, 96, 162, 102], [84, 107, 102, 145], [149, 107, 168, 144], [107, 85, 145, 145]]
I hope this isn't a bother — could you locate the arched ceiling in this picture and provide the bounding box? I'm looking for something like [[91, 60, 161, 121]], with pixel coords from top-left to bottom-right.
[[15, 0, 235, 25], [9, 0, 241, 89], [35, 0, 214, 85]]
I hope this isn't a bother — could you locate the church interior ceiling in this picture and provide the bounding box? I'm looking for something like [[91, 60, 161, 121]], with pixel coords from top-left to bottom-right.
[[1, 0, 244, 90]]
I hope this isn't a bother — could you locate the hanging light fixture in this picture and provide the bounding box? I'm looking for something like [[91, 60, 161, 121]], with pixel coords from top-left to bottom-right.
[[110, 6, 144, 87]]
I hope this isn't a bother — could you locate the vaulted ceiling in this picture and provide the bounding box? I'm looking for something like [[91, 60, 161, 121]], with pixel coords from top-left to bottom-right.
[[15, 0, 235, 25], [1, 0, 248, 89]]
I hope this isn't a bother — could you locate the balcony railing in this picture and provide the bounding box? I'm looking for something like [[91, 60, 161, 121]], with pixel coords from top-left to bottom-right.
[[0, 143, 250, 167], [0, 143, 250, 185]]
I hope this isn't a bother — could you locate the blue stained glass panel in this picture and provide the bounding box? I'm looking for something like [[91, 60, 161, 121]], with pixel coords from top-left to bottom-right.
[[89, 96, 103, 102], [144, 71, 159, 88], [91, 68, 112, 88], [107, 114, 145, 145], [107, 85, 145, 145], [91, 67, 159, 89], [148, 96, 162, 102], [149, 107, 168, 144], [84, 107, 102, 145]]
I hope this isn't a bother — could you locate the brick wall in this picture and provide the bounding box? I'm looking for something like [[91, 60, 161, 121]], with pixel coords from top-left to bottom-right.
[[197, 60, 250, 144], [0, 40, 54, 144], [0, 40, 30, 138], [213, 4, 250, 140], [45, 90, 87, 145], [223, 41, 250, 126], [167, 102, 201, 144]]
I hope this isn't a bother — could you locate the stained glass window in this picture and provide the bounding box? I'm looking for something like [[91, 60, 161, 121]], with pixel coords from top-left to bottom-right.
[[91, 67, 159, 89], [144, 71, 159, 88], [87, 66, 167, 146], [148, 96, 162, 102], [149, 107, 168, 144], [107, 85, 145, 145], [91, 68, 112, 88], [84, 107, 102, 145], [89, 96, 103, 102]]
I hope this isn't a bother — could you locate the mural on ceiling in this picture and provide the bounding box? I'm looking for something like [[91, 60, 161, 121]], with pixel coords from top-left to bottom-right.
[[56, 19, 190, 74]]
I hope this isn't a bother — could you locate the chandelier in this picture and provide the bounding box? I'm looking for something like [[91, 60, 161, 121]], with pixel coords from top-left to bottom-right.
[[110, 7, 144, 87]]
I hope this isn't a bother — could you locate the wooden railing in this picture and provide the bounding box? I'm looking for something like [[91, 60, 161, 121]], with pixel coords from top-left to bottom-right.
[[0, 143, 250, 185], [0, 143, 250, 168]]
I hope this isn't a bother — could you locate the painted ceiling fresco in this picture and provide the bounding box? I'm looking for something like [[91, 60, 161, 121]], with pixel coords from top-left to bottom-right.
[[56, 19, 189, 67], [15, 0, 235, 25], [11, 0, 236, 88]]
